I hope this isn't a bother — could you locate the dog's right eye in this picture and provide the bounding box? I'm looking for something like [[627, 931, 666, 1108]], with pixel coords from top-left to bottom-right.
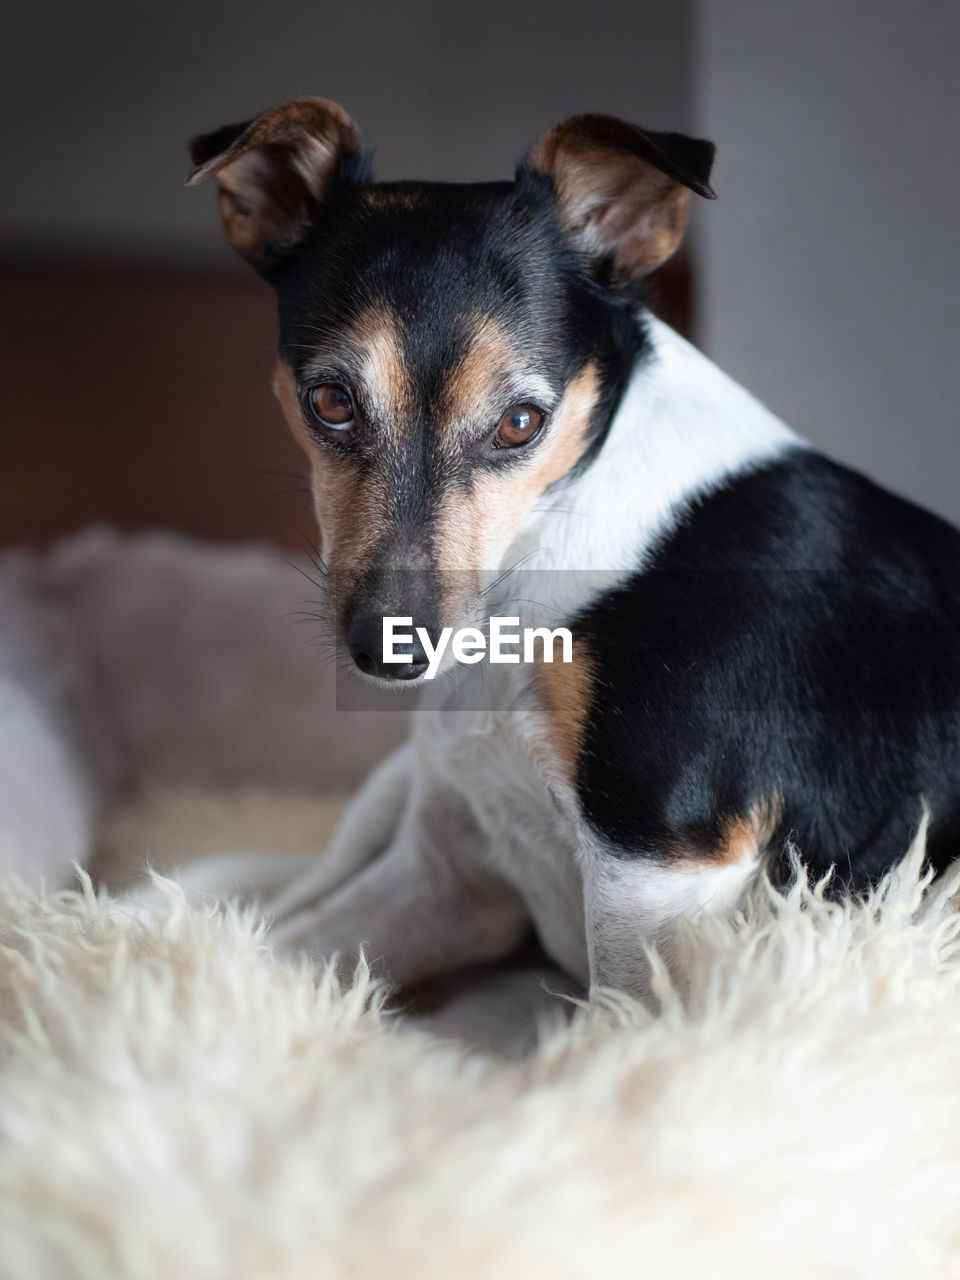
[[308, 383, 355, 430]]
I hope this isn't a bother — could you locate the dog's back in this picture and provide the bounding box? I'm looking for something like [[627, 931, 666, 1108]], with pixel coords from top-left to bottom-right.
[[571, 446, 960, 888]]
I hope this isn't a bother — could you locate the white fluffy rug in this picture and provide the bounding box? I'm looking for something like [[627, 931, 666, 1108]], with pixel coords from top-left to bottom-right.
[[3, 810, 960, 1279]]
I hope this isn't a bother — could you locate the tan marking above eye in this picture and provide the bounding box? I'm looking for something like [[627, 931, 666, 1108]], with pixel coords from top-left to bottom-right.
[[285, 304, 411, 441], [494, 405, 545, 449], [348, 305, 411, 432], [440, 317, 549, 441]]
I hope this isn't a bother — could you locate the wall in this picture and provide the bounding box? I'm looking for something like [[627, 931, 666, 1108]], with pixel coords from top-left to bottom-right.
[[0, 0, 692, 263], [697, 0, 960, 523], [0, 1, 698, 549]]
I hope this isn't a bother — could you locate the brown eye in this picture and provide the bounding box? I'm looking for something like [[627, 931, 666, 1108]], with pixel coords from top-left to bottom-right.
[[309, 383, 354, 430], [493, 404, 545, 449]]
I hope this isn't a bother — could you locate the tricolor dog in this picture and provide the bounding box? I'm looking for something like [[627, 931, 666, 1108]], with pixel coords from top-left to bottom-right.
[[189, 98, 960, 999]]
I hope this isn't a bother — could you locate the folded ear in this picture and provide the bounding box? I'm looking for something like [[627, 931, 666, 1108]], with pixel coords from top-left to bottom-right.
[[187, 98, 363, 268], [525, 114, 716, 285]]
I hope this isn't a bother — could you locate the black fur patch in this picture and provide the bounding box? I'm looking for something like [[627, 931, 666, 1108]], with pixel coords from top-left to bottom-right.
[[573, 449, 960, 888], [188, 120, 252, 171]]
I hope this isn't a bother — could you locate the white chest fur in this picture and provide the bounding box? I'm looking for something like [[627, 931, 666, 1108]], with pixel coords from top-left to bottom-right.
[[411, 694, 591, 980], [498, 315, 801, 624], [408, 316, 800, 978]]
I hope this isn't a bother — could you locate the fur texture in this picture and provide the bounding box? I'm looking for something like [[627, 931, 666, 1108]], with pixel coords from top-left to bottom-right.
[[0, 529, 405, 889], [2, 822, 960, 1279]]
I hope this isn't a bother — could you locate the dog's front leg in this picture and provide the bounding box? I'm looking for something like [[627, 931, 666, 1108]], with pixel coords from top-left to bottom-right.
[[265, 741, 414, 924], [269, 780, 529, 989], [583, 848, 758, 1007]]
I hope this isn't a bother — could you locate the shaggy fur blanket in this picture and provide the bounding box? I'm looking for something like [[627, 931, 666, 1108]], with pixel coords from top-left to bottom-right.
[[2, 821, 960, 1280], [4, 530, 960, 1277]]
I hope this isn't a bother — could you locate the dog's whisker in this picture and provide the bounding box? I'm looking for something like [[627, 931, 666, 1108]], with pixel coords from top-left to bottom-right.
[[479, 548, 551, 600], [530, 504, 594, 517], [286, 525, 330, 575], [279, 557, 329, 595]]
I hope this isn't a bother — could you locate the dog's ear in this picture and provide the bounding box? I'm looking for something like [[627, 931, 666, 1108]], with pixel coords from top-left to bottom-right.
[[525, 114, 716, 285], [187, 98, 363, 268]]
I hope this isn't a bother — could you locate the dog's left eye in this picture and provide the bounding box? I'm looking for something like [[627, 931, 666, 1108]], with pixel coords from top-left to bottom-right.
[[494, 405, 545, 449], [308, 383, 355, 430]]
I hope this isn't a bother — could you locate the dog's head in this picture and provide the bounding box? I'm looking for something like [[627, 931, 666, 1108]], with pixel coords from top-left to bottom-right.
[[189, 98, 714, 681]]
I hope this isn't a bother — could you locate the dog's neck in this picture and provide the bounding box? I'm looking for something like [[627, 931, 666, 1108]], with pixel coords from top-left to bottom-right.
[[495, 315, 802, 620]]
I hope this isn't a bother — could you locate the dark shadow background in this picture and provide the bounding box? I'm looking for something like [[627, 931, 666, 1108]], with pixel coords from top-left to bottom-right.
[[1, 0, 957, 546]]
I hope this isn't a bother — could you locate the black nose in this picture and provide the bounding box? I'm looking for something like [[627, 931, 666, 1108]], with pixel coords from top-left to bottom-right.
[[345, 610, 429, 681]]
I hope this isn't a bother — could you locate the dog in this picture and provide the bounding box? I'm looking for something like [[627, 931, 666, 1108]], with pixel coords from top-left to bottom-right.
[[188, 97, 960, 1000]]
